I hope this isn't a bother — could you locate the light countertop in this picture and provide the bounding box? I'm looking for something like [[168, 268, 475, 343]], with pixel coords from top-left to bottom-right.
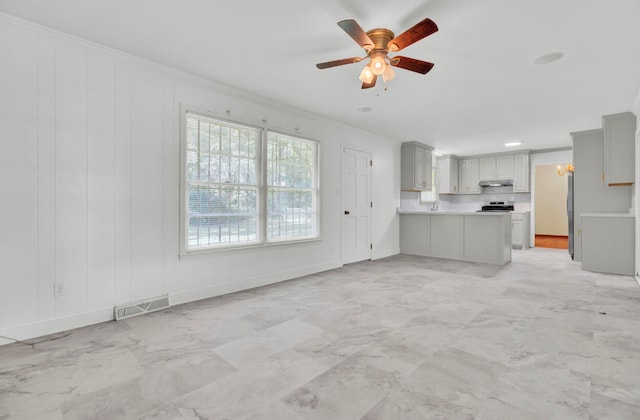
[[397, 209, 511, 216], [581, 212, 635, 218]]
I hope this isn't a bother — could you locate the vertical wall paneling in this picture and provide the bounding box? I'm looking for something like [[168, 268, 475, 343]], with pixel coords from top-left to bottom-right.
[[130, 67, 165, 301], [163, 79, 178, 295], [0, 17, 399, 341], [114, 61, 133, 304], [54, 41, 89, 316], [87, 51, 116, 309], [0, 24, 39, 328], [36, 35, 57, 321]]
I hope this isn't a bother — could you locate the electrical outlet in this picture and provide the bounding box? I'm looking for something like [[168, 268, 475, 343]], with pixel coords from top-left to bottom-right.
[[54, 282, 65, 297]]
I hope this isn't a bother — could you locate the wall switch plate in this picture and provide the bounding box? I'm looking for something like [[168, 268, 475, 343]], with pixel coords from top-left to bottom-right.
[[54, 282, 65, 297]]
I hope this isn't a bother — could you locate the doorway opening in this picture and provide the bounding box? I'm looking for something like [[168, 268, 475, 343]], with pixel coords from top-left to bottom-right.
[[534, 163, 570, 249]]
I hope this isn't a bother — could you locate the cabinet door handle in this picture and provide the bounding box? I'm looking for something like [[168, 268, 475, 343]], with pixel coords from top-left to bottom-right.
[[344, 210, 350, 215]]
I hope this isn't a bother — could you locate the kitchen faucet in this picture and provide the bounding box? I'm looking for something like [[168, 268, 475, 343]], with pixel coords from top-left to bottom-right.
[[431, 200, 439, 211]]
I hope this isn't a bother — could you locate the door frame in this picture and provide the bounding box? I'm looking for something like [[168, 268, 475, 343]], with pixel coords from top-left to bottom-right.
[[341, 145, 373, 264]]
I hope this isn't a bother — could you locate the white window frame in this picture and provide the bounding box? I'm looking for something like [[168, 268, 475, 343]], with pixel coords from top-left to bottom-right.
[[420, 167, 439, 203], [265, 130, 320, 243], [180, 108, 320, 255]]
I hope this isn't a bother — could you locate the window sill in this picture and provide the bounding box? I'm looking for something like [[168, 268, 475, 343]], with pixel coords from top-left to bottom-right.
[[180, 236, 322, 258]]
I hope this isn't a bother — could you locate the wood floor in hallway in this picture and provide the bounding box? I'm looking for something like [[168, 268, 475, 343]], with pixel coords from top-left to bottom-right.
[[535, 234, 568, 249]]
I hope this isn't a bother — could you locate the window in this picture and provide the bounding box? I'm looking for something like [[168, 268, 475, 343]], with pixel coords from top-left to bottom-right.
[[267, 132, 319, 241], [420, 168, 438, 203], [182, 111, 319, 253]]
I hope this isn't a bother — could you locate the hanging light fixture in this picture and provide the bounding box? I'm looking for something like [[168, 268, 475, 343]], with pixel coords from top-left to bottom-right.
[[358, 64, 374, 84], [557, 163, 574, 176], [382, 63, 396, 82], [369, 51, 387, 76]]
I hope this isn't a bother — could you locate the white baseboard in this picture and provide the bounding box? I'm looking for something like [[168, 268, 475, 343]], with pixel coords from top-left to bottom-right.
[[373, 247, 400, 260], [0, 260, 345, 346], [0, 307, 114, 345], [170, 260, 343, 306]]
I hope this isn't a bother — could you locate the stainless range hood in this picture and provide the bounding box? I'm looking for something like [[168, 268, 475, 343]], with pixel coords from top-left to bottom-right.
[[478, 179, 514, 187]]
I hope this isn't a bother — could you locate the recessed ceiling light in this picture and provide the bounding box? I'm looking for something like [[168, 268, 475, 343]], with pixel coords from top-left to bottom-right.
[[505, 142, 521, 147], [534, 52, 564, 65], [357, 106, 373, 113]]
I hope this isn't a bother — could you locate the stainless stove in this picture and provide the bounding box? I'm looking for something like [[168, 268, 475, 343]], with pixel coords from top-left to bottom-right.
[[477, 201, 514, 212]]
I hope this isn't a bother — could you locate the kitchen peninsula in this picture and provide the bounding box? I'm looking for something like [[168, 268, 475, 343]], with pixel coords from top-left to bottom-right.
[[399, 210, 512, 265]]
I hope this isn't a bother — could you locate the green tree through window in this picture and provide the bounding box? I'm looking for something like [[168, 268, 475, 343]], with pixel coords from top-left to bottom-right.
[[183, 113, 319, 252]]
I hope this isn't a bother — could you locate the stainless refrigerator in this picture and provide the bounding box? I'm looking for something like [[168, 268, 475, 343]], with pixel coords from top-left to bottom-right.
[[567, 171, 574, 259]]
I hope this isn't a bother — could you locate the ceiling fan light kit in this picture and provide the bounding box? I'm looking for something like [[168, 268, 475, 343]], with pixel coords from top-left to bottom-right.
[[316, 17, 438, 89], [359, 65, 374, 83]]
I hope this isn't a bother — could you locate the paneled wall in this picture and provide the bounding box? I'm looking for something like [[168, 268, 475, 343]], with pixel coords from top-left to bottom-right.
[[0, 15, 401, 343]]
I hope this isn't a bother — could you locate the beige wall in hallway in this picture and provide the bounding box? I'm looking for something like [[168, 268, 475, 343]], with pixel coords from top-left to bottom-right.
[[536, 163, 569, 235]]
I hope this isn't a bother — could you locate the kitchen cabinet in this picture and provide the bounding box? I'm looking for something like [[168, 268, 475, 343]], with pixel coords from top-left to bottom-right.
[[430, 215, 464, 259], [603, 112, 636, 185], [401, 141, 434, 191], [513, 152, 530, 192], [511, 212, 530, 250], [437, 155, 459, 193], [496, 154, 515, 179], [399, 211, 511, 265], [459, 158, 479, 193], [478, 157, 496, 181], [478, 154, 515, 181], [581, 213, 634, 275], [571, 128, 632, 262]]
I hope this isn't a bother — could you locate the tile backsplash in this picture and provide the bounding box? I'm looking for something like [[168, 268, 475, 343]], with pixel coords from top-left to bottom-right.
[[400, 189, 532, 212]]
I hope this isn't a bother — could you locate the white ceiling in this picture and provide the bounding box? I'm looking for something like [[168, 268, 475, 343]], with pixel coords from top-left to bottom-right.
[[2, 0, 640, 155]]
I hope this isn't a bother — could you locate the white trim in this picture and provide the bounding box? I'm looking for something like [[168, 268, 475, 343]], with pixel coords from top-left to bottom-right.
[[170, 260, 342, 306], [265, 130, 320, 243], [179, 108, 264, 255], [529, 149, 573, 248], [341, 145, 373, 264], [373, 247, 401, 260], [0, 307, 114, 345]]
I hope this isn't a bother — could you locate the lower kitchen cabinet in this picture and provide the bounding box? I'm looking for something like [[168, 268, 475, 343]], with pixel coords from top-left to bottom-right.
[[581, 213, 634, 276], [399, 211, 511, 265], [430, 215, 463, 259], [511, 212, 530, 250]]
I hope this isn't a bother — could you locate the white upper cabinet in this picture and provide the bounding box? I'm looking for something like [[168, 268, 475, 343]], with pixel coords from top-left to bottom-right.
[[459, 158, 480, 193], [478, 154, 515, 181], [496, 154, 515, 179], [478, 157, 496, 181], [513, 152, 530, 192], [438, 155, 459, 194], [401, 141, 434, 191], [443, 151, 528, 194], [603, 112, 636, 185]]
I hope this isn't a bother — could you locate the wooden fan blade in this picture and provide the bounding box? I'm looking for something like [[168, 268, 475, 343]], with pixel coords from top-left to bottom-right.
[[337, 19, 374, 51], [390, 56, 434, 74], [388, 17, 438, 52], [316, 57, 363, 69], [362, 75, 377, 89]]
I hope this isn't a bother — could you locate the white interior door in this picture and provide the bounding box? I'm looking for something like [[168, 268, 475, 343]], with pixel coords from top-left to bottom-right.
[[342, 147, 372, 264]]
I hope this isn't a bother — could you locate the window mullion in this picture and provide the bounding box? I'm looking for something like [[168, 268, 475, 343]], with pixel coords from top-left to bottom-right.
[[259, 129, 267, 244]]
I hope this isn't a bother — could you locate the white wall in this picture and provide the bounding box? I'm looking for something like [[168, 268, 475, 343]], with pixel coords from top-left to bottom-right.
[[633, 90, 640, 282], [0, 15, 401, 344]]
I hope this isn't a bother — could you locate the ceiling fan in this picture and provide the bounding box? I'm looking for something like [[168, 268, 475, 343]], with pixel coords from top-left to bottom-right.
[[316, 17, 438, 89]]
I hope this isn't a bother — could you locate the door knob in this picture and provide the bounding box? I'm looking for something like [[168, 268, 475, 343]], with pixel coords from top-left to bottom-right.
[[344, 210, 350, 215]]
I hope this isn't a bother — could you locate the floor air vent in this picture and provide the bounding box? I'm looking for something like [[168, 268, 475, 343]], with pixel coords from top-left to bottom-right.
[[114, 295, 170, 321]]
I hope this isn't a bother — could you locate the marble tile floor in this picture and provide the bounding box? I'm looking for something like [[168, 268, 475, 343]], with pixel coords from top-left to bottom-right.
[[2, 248, 640, 419]]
